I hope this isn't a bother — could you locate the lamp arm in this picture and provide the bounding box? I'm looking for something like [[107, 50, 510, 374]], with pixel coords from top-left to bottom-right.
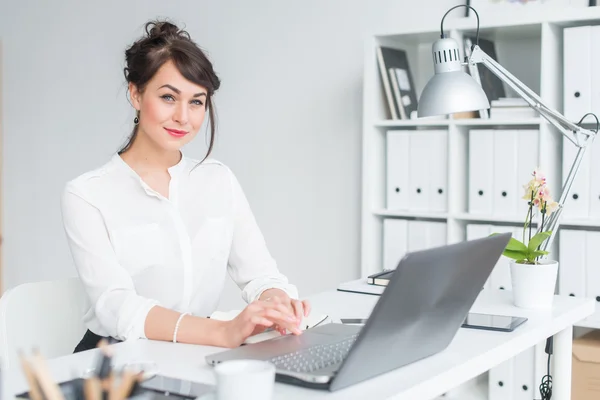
[[470, 46, 591, 144], [469, 45, 597, 253], [538, 147, 587, 252]]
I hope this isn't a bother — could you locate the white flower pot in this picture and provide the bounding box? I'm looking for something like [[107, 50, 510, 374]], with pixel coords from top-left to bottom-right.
[[510, 260, 558, 309]]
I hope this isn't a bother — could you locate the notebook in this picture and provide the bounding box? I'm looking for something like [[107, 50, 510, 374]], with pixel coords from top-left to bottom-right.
[[336, 279, 385, 296], [209, 310, 331, 344], [366, 269, 395, 286]]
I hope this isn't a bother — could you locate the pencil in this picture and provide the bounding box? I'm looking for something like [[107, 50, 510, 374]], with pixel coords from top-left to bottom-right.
[[18, 351, 43, 400], [30, 349, 65, 400], [84, 376, 102, 400], [112, 370, 136, 400]]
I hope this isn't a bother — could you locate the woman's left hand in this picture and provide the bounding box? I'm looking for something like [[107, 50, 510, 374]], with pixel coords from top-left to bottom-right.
[[259, 289, 311, 335]]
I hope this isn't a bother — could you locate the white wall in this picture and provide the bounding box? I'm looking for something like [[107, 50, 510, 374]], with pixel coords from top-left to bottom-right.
[[0, 0, 458, 309]]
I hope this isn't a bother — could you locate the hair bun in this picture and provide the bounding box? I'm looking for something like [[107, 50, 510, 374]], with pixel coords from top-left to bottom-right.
[[145, 20, 189, 40]]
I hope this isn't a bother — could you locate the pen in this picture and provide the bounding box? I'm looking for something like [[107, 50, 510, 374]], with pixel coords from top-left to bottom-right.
[[340, 318, 367, 324]]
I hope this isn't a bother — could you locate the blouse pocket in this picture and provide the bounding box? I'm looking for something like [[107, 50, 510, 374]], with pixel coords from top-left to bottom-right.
[[111, 223, 166, 276]]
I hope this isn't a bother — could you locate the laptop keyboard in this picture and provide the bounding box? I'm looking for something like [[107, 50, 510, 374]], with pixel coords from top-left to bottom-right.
[[268, 334, 359, 373]]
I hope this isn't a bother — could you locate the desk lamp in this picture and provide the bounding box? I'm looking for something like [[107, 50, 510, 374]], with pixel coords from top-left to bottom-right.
[[418, 5, 599, 253]]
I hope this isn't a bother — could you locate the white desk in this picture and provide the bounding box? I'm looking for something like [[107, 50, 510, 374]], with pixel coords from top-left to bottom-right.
[[5, 289, 594, 400]]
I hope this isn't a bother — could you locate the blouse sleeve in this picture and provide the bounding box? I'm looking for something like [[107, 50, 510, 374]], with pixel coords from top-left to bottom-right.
[[61, 184, 159, 340], [225, 168, 299, 303]]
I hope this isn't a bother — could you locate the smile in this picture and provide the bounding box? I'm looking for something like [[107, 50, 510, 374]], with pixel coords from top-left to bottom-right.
[[164, 128, 188, 138]]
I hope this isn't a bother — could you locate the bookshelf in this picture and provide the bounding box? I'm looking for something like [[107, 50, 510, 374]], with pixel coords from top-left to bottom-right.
[[362, 7, 600, 399], [0, 39, 3, 293]]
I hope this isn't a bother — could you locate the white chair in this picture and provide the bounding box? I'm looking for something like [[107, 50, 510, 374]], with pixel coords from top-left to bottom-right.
[[0, 277, 87, 370]]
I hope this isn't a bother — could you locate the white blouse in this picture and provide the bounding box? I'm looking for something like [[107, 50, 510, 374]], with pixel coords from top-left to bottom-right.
[[61, 153, 298, 341]]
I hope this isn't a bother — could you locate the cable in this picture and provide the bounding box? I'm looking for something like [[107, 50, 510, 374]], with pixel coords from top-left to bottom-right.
[[576, 112, 600, 133], [538, 352, 553, 400], [439, 5, 480, 45], [536, 337, 553, 400]]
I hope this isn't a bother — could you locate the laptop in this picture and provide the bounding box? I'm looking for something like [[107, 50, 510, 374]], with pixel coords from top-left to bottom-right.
[[205, 233, 511, 391]]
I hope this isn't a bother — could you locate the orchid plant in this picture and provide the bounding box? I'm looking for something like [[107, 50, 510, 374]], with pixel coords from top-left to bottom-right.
[[491, 169, 560, 265]]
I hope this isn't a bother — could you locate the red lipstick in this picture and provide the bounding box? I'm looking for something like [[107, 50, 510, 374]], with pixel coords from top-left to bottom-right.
[[164, 128, 188, 138]]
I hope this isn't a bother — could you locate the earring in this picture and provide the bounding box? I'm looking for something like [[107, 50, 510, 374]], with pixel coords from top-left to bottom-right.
[[134, 110, 140, 125]]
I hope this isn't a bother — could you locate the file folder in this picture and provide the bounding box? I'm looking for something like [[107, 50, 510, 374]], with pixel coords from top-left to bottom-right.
[[427, 130, 448, 212], [407, 220, 429, 252], [467, 224, 492, 289], [516, 129, 539, 201], [592, 26, 600, 119], [488, 225, 517, 291], [558, 229, 586, 298], [386, 131, 410, 210], [562, 136, 591, 219], [383, 218, 408, 271], [469, 130, 494, 214], [589, 135, 600, 219], [493, 130, 518, 217], [512, 347, 535, 400], [489, 358, 514, 400], [408, 132, 431, 211], [564, 26, 592, 122], [586, 231, 600, 322]]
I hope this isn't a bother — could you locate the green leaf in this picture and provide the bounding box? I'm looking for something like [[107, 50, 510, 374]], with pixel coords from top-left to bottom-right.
[[531, 250, 549, 258], [503, 249, 528, 261], [505, 237, 528, 253], [528, 231, 552, 252]]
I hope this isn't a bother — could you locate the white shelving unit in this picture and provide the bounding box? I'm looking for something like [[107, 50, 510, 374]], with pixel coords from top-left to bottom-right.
[[361, 6, 600, 329], [362, 9, 600, 398]]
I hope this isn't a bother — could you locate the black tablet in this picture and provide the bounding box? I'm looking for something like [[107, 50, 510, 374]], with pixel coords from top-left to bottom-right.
[[461, 313, 528, 332]]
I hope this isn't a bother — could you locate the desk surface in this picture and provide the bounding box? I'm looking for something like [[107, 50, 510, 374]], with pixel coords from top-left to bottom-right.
[[5, 289, 594, 400]]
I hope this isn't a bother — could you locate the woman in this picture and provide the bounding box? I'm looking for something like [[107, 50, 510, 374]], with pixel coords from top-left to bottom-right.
[[62, 19, 310, 352]]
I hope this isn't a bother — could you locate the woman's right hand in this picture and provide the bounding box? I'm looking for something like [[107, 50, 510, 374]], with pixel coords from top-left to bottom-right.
[[219, 300, 303, 347]]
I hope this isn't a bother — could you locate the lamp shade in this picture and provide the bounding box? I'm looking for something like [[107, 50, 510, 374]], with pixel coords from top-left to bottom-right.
[[417, 37, 490, 117]]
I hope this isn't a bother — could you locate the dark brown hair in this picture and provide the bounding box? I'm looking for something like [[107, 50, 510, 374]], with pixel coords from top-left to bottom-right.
[[120, 20, 221, 162]]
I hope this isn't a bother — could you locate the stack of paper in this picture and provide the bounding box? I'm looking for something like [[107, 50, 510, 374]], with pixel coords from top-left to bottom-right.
[[490, 98, 537, 119]]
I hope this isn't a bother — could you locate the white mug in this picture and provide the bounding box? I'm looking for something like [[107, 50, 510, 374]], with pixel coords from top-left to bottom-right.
[[214, 359, 275, 400]]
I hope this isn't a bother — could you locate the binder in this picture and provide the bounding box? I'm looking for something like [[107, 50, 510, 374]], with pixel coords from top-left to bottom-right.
[[585, 231, 600, 321], [466, 224, 491, 241], [408, 132, 431, 211], [512, 347, 535, 400], [428, 221, 447, 249], [489, 358, 514, 400], [469, 130, 494, 214], [376, 47, 399, 120], [562, 136, 591, 219], [493, 130, 518, 217], [589, 134, 600, 219], [407, 220, 430, 252], [377, 47, 417, 120], [488, 225, 517, 291], [427, 130, 448, 212], [388, 68, 408, 120], [467, 224, 492, 289], [558, 229, 586, 298], [592, 26, 600, 118], [383, 219, 408, 271], [386, 131, 410, 210], [516, 129, 539, 201], [563, 26, 592, 122]]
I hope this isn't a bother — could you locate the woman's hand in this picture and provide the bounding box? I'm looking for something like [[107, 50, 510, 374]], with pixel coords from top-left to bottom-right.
[[259, 289, 312, 336], [220, 299, 303, 348]]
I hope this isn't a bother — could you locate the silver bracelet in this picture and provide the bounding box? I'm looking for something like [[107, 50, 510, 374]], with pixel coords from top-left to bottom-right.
[[173, 312, 191, 343]]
